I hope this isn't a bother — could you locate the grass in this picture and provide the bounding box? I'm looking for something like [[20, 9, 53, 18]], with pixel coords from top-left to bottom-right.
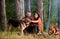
[[0, 32, 59, 39]]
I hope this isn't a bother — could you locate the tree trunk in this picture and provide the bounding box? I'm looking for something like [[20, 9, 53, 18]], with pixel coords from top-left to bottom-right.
[[58, 0, 60, 29], [28, 0, 31, 11], [0, 0, 7, 31], [37, 0, 43, 23], [15, 0, 24, 20]]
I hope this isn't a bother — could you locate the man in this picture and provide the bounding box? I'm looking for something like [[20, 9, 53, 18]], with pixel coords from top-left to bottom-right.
[[22, 11, 32, 26], [23, 11, 39, 35]]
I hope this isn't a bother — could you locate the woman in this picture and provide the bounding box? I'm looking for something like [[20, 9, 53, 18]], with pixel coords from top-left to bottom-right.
[[31, 12, 43, 34]]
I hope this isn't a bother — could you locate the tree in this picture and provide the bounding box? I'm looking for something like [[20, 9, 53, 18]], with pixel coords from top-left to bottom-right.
[[58, 0, 60, 29], [28, 0, 31, 11], [43, 0, 50, 31], [15, 0, 25, 20], [0, 0, 7, 31], [37, 0, 43, 23]]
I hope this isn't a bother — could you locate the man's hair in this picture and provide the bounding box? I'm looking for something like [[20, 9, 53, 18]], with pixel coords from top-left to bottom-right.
[[27, 11, 31, 13], [25, 11, 31, 17]]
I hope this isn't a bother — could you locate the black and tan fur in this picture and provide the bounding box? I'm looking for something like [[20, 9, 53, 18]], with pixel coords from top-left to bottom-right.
[[7, 18, 30, 35]]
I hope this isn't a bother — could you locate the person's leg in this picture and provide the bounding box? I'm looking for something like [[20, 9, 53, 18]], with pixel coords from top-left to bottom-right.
[[33, 25, 39, 34]]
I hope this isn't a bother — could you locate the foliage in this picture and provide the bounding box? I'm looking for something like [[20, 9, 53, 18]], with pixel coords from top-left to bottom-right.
[[31, 0, 38, 17], [6, 0, 16, 20]]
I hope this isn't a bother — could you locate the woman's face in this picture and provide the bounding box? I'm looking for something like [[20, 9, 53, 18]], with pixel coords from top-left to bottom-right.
[[34, 13, 38, 19]]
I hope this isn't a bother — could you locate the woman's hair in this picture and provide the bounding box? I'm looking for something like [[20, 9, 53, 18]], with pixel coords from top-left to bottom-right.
[[34, 12, 40, 20]]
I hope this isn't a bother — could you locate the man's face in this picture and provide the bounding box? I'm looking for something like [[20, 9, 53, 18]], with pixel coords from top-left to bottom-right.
[[26, 12, 31, 17]]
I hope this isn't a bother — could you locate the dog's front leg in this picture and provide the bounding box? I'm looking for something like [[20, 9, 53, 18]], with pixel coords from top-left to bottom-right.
[[21, 24, 24, 35], [18, 24, 24, 35], [8, 24, 12, 34]]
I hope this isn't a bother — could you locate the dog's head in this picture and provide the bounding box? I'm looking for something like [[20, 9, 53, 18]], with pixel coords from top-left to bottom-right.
[[22, 18, 31, 27]]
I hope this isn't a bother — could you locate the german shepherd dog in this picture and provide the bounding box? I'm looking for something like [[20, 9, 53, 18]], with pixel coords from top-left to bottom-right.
[[7, 18, 30, 35]]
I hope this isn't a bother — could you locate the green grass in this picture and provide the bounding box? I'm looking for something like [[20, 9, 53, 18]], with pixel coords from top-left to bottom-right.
[[0, 32, 59, 39]]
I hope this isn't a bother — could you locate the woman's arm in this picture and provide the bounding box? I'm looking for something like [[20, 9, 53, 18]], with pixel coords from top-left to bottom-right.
[[38, 18, 43, 32], [31, 20, 38, 23]]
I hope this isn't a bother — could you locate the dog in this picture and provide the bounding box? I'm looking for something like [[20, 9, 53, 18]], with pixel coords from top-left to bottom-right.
[[7, 18, 40, 35], [7, 18, 29, 35]]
